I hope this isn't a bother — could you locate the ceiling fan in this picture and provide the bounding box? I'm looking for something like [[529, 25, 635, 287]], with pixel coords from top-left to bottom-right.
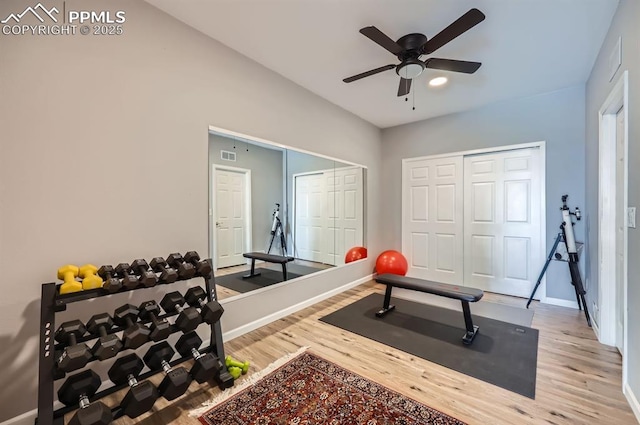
[[343, 8, 486, 97]]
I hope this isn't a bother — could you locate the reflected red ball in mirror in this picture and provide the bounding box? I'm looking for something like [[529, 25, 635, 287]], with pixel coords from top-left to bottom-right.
[[345, 246, 368, 263]]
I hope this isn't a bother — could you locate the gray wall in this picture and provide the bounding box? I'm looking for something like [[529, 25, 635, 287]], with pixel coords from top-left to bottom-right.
[[381, 85, 586, 301], [0, 0, 381, 420], [585, 0, 640, 403], [209, 134, 284, 252]]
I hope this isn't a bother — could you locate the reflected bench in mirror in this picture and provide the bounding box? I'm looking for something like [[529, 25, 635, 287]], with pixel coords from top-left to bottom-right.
[[242, 252, 294, 281]]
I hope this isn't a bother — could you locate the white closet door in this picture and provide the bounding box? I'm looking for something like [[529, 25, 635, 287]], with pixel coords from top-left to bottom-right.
[[402, 157, 464, 283], [329, 167, 364, 266], [463, 148, 541, 297], [294, 173, 326, 263]]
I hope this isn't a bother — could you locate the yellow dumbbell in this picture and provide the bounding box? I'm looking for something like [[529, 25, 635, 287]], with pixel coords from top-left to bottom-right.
[[57, 265, 82, 294], [78, 264, 103, 290]]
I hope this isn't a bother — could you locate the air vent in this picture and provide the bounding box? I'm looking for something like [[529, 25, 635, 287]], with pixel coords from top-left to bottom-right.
[[221, 150, 236, 162]]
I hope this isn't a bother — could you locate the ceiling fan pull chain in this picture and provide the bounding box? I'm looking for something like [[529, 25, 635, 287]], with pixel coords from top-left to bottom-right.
[[405, 67, 409, 102], [412, 89, 415, 111]]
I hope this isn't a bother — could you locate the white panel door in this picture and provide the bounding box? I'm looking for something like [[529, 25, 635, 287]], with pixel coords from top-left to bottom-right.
[[294, 173, 326, 263], [402, 157, 463, 283], [329, 167, 364, 266], [463, 148, 541, 297], [615, 107, 626, 353], [215, 169, 247, 268]]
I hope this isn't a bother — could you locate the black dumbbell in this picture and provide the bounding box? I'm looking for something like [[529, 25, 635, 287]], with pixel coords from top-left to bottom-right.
[[55, 320, 92, 372], [184, 251, 213, 278], [114, 304, 150, 349], [166, 253, 196, 279], [138, 301, 172, 341], [185, 287, 224, 325], [97, 265, 122, 293], [86, 313, 122, 361], [160, 291, 202, 332], [58, 370, 112, 425], [114, 263, 138, 290], [143, 342, 192, 401], [130, 259, 157, 288], [149, 257, 178, 284], [108, 354, 158, 419], [175, 332, 221, 383]]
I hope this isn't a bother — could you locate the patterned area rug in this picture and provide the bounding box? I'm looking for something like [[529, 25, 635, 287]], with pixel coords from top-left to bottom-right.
[[196, 349, 465, 425]]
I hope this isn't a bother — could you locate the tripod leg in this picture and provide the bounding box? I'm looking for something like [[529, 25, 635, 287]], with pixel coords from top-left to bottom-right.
[[573, 282, 583, 311], [527, 233, 562, 308], [267, 232, 276, 254], [579, 292, 592, 327], [280, 230, 287, 256], [567, 256, 592, 326]]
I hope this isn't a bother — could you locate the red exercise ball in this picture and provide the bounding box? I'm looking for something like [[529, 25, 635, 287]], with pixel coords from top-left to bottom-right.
[[375, 250, 408, 276], [345, 246, 368, 263]]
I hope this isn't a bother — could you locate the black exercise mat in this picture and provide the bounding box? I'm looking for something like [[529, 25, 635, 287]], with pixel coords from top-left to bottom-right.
[[216, 264, 325, 293], [320, 293, 538, 398]]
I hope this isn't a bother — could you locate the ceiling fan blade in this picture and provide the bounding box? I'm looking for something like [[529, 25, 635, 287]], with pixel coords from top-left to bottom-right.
[[425, 58, 481, 73], [359, 26, 403, 55], [343, 64, 395, 83], [397, 77, 411, 97], [423, 8, 486, 54]]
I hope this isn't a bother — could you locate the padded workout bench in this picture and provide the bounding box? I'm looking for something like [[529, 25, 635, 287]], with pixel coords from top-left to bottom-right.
[[374, 273, 484, 345], [242, 252, 295, 281]]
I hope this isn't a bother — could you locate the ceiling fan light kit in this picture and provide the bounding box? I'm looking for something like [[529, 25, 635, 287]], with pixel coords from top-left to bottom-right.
[[397, 59, 424, 79], [343, 8, 485, 97]]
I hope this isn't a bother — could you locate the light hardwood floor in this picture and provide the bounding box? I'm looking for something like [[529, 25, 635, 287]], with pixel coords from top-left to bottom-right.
[[98, 280, 636, 425]]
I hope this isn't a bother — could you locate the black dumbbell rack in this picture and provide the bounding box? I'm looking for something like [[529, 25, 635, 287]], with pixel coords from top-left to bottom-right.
[[35, 259, 233, 425]]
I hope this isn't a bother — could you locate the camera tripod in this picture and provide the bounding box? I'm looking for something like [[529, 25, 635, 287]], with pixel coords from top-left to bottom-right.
[[267, 203, 287, 256], [527, 195, 591, 326]]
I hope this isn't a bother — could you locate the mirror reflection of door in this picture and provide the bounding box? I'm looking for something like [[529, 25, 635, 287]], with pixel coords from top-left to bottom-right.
[[293, 166, 363, 266], [214, 167, 251, 268], [329, 167, 364, 266], [294, 172, 326, 263]]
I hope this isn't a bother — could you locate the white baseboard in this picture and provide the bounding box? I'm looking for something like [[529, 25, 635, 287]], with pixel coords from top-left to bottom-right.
[[222, 274, 372, 342], [543, 297, 579, 309], [624, 382, 640, 423], [592, 316, 601, 339]]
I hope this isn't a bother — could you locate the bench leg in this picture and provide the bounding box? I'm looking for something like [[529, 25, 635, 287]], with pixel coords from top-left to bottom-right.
[[242, 259, 262, 279], [461, 301, 479, 345], [375, 284, 396, 317], [282, 263, 288, 281]]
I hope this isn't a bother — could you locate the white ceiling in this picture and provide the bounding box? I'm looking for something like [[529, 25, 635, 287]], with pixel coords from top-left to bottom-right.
[[146, 0, 618, 129]]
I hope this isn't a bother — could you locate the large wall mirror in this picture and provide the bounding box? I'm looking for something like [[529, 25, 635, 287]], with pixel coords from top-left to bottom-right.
[[208, 128, 367, 300]]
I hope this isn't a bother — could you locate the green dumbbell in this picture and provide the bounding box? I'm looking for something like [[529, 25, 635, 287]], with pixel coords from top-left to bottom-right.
[[227, 366, 242, 379], [225, 356, 249, 374]]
